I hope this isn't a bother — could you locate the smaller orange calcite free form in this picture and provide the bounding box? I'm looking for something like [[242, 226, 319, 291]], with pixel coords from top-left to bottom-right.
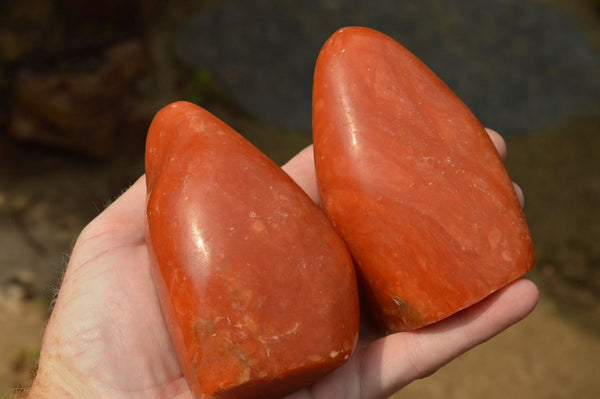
[[313, 27, 535, 333], [145, 102, 359, 398]]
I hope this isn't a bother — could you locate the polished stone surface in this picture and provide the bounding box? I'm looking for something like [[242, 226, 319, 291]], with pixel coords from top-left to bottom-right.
[[313, 27, 535, 332], [145, 101, 359, 398]]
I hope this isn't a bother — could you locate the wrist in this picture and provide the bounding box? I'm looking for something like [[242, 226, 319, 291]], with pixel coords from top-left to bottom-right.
[[27, 355, 94, 399]]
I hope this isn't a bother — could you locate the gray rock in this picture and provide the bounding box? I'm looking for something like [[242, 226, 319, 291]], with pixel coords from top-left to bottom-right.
[[175, 0, 599, 135]]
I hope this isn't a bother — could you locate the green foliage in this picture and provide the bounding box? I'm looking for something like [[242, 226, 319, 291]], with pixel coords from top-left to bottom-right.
[[182, 68, 215, 105]]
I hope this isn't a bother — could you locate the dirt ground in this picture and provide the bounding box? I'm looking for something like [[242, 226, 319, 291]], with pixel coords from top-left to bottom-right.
[[1, 117, 599, 399], [3, 283, 600, 399], [1, 0, 599, 398]]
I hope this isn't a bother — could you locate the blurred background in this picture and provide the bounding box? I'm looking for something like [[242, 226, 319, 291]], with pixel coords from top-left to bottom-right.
[[0, 0, 599, 397]]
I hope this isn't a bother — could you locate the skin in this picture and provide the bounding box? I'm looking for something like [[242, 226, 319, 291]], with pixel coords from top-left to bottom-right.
[[28, 128, 538, 399]]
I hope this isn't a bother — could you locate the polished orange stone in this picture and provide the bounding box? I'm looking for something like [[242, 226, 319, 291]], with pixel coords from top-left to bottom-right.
[[313, 27, 535, 333], [145, 101, 359, 398]]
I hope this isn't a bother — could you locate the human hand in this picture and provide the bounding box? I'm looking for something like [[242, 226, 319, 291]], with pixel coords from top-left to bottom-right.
[[28, 128, 538, 399]]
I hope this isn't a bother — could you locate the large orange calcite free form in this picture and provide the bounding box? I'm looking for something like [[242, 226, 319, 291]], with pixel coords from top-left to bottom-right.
[[313, 27, 535, 333], [145, 101, 359, 398]]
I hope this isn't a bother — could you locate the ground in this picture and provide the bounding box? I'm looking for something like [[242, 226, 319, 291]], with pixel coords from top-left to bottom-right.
[[2, 109, 599, 399]]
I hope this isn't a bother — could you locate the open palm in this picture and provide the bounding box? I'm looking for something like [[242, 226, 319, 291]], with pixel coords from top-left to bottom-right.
[[29, 131, 538, 399]]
